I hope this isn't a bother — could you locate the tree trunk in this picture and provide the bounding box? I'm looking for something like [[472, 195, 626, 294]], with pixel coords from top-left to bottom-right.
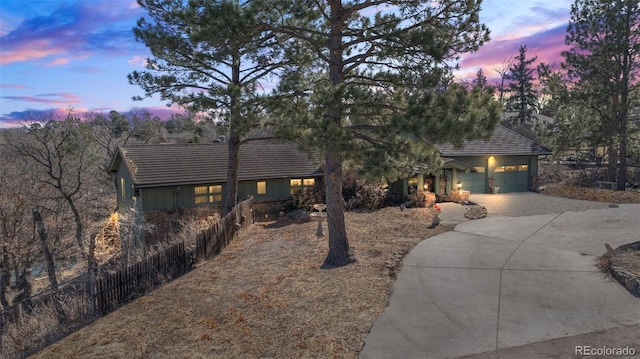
[[224, 132, 241, 214], [617, 120, 628, 191], [33, 208, 67, 320], [607, 143, 617, 183], [33, 208, 58, 291], [0, 271, 9, 309], [0, 245, 9, 309], [65, 196, 86, 259], [224, 59, 242, 215], [87, 232, 98, 314], [322, 1, 353, 268], [322, 149, 352, 268]]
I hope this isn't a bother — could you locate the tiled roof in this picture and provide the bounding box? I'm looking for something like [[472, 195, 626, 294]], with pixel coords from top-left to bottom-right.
[[110, 140, 322, 188], [437, 125, 552, 156]]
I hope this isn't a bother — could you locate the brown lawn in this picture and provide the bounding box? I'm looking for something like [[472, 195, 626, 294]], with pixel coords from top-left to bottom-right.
[[31, 207, 447, 359]]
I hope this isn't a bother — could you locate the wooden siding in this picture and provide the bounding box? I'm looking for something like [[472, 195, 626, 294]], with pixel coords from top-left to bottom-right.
[[238, 178, 291, 202], [116, 162, 140, 216], [136, 176, 322, 212]]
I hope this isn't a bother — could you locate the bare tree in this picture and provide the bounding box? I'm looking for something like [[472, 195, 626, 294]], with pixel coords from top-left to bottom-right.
[[493, 56, 515, 110]]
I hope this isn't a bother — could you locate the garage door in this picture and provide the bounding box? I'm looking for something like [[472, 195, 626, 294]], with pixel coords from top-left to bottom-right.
[[494, 164, 530, 192], [459, 169, 487, 194]]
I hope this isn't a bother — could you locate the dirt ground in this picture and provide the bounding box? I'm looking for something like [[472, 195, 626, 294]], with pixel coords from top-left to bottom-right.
[[28, 187, 640, 358], [31, 207, 447, 359]]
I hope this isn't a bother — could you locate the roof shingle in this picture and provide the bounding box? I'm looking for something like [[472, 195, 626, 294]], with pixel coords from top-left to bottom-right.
[[111, 140, 322, 188], [437, 125, 552, 156]]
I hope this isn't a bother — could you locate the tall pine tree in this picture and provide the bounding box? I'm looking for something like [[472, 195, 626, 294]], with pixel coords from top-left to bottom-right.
[[505, 45, 538, 132], [263, 1, 501, 267], [563, 0, 640, 190], [129, 0, 288, 213]]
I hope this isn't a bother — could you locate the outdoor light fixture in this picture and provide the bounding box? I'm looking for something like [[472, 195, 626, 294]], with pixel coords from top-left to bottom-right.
[[456, 181, 462, 189], [423, 183, 429, 191]]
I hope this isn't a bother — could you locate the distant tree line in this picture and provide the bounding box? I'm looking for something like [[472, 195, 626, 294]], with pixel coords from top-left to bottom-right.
[[477, 0, 639, 191], [0, 107, 228, 311]]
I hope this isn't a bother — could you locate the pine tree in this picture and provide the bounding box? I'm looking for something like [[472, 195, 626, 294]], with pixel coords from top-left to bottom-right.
[[263, 1, 501, 267], [562, 0, 640, 190], [129, 0, 288, 213], [505, 45, 538, 127]]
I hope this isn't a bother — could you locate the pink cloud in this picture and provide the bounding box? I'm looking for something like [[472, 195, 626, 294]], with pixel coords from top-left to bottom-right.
[[0, 2, 146, 66], [1, 93, 83, 106], [47, 58, 70, 67], [0, 40, 64, 65], [139, 105, 185, 120], [1, 84, 28, 89], [128, 55, 148, 67], [458, 24, 569, 81]]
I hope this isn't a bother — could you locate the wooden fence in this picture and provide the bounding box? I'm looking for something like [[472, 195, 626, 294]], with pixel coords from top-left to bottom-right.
[[1, 196, 255, 353], [94, 196, 254, 314]]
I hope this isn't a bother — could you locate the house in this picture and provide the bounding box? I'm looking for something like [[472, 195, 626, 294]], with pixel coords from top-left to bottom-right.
[[109, 139, 323, 238], [390, 125, 552, 197]]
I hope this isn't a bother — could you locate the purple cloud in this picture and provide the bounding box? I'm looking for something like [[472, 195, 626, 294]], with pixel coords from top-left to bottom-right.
[[1, 92, 82, 106], [1, 84, 29, 89], [0, 1, 146, 66], [460, 24, 569, 80], [0, 105, 182, 128]]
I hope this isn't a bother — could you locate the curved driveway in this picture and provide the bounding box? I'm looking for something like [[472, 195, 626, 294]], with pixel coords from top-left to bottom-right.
[[361, 193, 640, 359]]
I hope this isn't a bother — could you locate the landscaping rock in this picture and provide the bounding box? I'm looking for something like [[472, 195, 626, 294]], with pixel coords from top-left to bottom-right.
[[464, 204, 487, 219], [624, 278, 639, 292]]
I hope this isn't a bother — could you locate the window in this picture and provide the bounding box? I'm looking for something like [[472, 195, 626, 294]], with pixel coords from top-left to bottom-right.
[[290, 178, 316, 195], [505, 165, 517, 172], [474, 166, 486, 173], [194, 185, 222, 204], [257, 181, 267, 195], [518, 164, 529, 172], [494, 166, 505, 173], [120, 178, 126, 198]]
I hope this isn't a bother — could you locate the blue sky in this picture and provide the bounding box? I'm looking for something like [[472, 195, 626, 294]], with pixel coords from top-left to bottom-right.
[[0, 0, 575, 127]]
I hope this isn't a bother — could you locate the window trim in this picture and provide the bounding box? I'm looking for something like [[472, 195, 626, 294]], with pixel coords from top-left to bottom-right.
[[194, 184, 223, 204]]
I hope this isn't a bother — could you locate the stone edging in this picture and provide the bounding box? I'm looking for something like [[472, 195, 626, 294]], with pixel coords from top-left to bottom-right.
[[609, 241, 640, 298]]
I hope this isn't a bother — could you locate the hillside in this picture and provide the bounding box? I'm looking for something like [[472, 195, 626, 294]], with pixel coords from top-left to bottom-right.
[[31, 207, 446, 358]]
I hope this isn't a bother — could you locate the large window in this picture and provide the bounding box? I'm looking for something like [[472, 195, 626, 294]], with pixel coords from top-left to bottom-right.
[[194, 185, 222, 204], [290, 178, 315, 195]]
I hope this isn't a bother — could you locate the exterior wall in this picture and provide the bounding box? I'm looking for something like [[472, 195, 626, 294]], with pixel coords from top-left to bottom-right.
[[143, 206, 222, 242], [238, 178, 291, 203], [114, 171, 324, 241], [388, 155, 542, 197], [116, 162, 141, 216]]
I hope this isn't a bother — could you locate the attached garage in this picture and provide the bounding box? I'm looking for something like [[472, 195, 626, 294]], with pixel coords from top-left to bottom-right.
[[389, 125, 551, 197], [435, 125, 550, 194], [493, 161, 531, 193], [459, 169, 487, 194]]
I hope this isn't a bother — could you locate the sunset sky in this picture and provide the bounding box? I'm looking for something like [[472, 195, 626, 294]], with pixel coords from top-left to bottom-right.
[[0, 0, 575, 127]]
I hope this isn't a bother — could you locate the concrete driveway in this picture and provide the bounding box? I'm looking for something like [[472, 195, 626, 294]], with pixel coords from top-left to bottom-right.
[[361, 193, 640, 359]]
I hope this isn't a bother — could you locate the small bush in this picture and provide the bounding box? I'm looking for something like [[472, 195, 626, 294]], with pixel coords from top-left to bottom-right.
[[287, 210, 311, 222], [406, 189, 436, 208], [383, 190, 404, 207], [345, 184, 387, 210], [284, 189, 323, 211]]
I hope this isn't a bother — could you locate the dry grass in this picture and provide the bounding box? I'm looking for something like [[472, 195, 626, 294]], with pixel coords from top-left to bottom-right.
[[3, 291, 94, 359], [541, 184, 640, 203], [30, 207, 447, 359]]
